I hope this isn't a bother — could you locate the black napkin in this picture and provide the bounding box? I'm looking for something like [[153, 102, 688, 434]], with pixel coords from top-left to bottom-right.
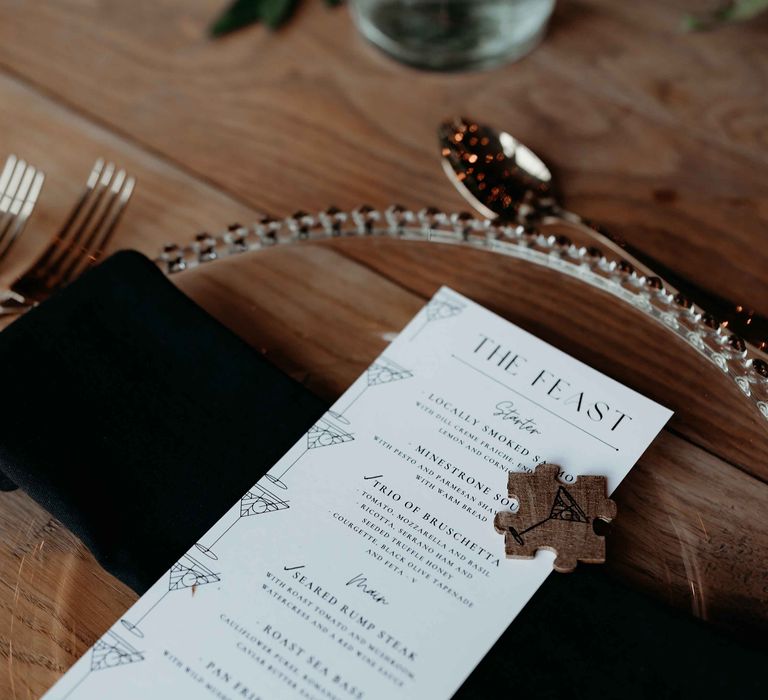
[[0, 250, 325, 593], [0, 251, 762, 697]]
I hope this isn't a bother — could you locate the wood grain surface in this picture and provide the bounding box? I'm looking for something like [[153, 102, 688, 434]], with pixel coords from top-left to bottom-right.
[[0, 1, 766, 696]]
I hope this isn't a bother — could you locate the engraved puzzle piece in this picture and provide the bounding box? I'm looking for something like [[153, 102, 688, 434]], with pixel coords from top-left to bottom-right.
[[493, 463, 617, 573]]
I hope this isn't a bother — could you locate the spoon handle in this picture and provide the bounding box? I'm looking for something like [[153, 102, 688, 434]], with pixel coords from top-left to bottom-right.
[[555, 210, 666, 284], [548, 210, 767, 355]]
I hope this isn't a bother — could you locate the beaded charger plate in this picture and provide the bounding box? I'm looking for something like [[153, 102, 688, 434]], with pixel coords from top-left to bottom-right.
[[158, 207, 767, 638], [6, 206, 766, 691]]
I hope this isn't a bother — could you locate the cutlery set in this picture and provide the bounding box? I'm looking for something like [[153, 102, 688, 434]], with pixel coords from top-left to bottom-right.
[[0, 156, 135, 317]]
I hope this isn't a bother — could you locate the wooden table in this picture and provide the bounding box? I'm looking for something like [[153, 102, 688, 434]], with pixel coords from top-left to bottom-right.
[[0, 1, 767, 696]]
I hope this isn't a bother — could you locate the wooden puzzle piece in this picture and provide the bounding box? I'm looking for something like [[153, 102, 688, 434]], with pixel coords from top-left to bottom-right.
[[493, 463, 617, 573]]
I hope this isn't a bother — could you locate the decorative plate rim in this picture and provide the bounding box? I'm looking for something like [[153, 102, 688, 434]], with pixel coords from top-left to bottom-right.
[[155, 205, 768, 423]]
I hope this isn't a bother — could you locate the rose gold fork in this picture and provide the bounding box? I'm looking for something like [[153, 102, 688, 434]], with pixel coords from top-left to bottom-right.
[[0, 155, 45, 264], [0, 159, 135, 315]]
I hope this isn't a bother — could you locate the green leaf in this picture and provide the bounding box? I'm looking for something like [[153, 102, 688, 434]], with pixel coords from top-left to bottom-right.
[[684, 0, 768, 30], [209, 0, 262, 37], [209, 0, 340, 37], [260, 0, 300, 28]]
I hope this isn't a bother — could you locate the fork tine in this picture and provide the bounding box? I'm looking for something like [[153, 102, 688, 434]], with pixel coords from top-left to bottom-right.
[[0, 157, 27, 216], [85, 170, 130, 264], [0, 163, 29, 238], [0, 168, 44, 261], [0, 155, 18, 201], [10, 158, 134, 306], [42, 161, 115, 279], [94, 175, 135, 259], [1, 164, 34, 220], [30, 159, 106, 274], [86, 173, 134, 260], [59, 171, 135, 284], [0, 162, 35, 249]]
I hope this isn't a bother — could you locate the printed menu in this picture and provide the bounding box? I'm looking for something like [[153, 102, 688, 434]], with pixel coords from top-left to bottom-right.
[[46, 287, 671, 700]]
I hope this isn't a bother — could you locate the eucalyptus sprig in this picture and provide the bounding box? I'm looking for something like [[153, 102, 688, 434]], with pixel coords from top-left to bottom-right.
[[210, 0, 342, 36]]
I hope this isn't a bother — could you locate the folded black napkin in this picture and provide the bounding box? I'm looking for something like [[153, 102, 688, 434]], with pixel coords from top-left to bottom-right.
[[0, 251, 762, 697], [0, 250, 325, 592]]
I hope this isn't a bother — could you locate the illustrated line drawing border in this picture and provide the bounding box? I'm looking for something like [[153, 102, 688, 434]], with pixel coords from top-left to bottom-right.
[[450, 354, 620, 452]]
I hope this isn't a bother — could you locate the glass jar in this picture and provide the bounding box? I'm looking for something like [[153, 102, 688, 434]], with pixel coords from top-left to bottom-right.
[[350, 0, 556, 71]]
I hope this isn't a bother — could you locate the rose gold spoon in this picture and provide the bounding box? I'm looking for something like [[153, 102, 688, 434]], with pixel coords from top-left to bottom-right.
[[439, 116, 766, 354]]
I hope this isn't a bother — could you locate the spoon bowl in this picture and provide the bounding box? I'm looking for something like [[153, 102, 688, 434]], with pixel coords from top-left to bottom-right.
[[439, 116, 553, 222]]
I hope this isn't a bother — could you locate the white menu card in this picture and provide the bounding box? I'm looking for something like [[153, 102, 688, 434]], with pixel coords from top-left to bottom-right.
[[46, 287, 671, 700]]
